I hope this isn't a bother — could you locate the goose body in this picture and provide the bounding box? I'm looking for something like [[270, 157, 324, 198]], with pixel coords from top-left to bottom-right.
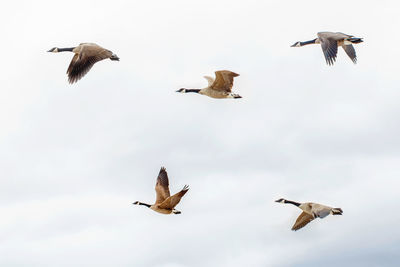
[[133, 167, 189, 215], [176, 70, 242, 99], [275, 198, 343, 231], [291, 32, 363, 65], [48, 43, 119, 84]]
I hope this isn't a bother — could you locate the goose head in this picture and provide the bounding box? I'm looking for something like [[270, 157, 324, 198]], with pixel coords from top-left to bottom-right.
[[290, 42, 301, 47], [275, 198, 286, 203], [47, 47, 59, 52], [176, 88, 186, 93]]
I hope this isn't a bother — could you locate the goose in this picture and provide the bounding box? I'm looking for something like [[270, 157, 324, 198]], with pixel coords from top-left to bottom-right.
[[275, 198, 343, 231], [48, 43, 119, 84], [291, 32, 363, 65], [176, 70, 242, 99], [133, 167, 189, 215]]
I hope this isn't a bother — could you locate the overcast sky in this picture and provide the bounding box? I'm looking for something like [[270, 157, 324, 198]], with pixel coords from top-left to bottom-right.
[[1, 0, 400, 266]]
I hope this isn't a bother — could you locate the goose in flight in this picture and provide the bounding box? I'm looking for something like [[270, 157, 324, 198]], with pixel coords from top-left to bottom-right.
[[48, 43, 119, 84], [176, 70, 242, 99], [291, 32, 363, 65], [133, 167, 189, 215], [275, 198, 343, 231]]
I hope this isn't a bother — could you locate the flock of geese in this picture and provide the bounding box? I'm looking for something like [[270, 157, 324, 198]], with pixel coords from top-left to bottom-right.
[[48, 31, 363, 231]]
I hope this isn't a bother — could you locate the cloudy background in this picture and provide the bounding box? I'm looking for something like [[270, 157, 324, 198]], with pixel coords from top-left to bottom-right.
[[1, 0, 400, 266]]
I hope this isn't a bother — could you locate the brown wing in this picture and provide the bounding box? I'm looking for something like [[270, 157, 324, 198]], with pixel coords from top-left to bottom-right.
[[210, 70, 239, 92], [342, 44, 357, 64], [320, 38, 338, 66], [155, 167, 170, 204], [158, 185, 189, 209], [317, 33, 339, 66], [291, 212, 315, 231], [66, 45, 112, 84]]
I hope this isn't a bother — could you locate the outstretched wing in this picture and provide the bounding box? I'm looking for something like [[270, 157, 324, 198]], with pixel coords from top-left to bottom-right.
[[155, 167, 170, 204], [203, 76, 215, 87], [67, 45, 112, 83], [318, 33, 338, 66], [210, 70, 239, 92], [292, 212, 315, 231], [158, 185, 189, 209], [342, 44, 357, 64]]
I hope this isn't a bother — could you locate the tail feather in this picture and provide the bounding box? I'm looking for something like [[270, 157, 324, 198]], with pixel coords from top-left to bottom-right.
[[331, 208, 343, 215], [348, 37, 363, 44]]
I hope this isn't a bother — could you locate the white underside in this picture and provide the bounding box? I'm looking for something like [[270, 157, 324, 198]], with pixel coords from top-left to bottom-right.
[[199, 88, 240, 99]]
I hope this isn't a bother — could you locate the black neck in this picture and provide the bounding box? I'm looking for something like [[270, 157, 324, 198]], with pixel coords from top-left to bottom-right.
[[284, 200, 301, 207], [58, 47, 75, 52], [138, 202, 151, 208], [301, 39, 317, 46], [185, 89, 201, 93]]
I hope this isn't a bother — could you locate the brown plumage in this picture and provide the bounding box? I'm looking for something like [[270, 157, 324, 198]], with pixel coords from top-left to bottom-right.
[[291, 32, 363, 65], [210, 70, 239, 92], [341, 44, 357, 64], [276, 198, 343, 231], [133, 167, 189, 215], [48, 43, 119, 84], [291, 212, 315, 231], [176, 70, 241, 99], [155, 167, 170, 204]]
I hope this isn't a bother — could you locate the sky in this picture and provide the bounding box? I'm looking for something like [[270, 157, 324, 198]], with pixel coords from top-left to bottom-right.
[[1, 0, 400, 266]]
